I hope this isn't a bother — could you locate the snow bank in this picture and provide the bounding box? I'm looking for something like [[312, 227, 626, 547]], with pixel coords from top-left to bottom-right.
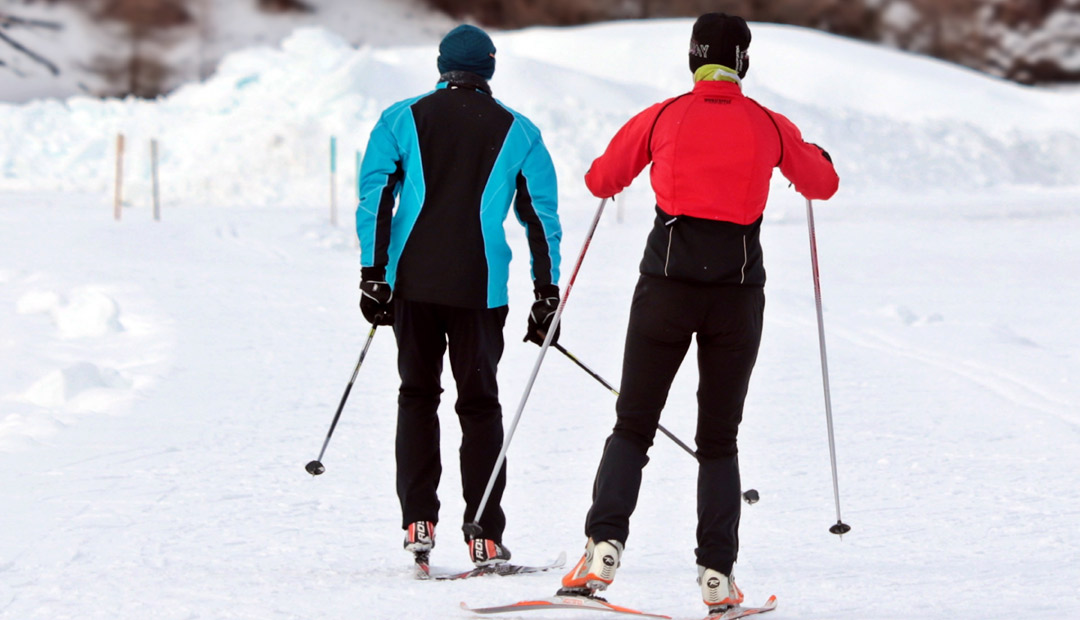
[[2, 21, 1080, 210], [0, 0, 456, 104]]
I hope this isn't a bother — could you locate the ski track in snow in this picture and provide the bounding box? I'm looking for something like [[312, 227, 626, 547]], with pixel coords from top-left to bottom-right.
[[767, 288, 1080, 434], [827, 322, 1079, 431]]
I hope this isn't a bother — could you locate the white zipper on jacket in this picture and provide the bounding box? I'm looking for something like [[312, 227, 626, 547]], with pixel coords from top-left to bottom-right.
[[664, 217, 677, 276], [740, 235, 748, 284]]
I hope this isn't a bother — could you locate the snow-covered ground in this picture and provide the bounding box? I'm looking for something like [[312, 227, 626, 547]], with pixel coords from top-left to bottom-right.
[[2, 15, 1080, 620]]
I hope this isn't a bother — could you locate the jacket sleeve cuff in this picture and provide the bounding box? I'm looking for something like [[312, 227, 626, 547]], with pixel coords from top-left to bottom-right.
[[361, 266, 387, 281], [534, 283, 560, 299]]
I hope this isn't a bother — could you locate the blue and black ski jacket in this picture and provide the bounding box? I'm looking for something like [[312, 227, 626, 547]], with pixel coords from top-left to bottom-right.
[[356, 71, 561, 309]]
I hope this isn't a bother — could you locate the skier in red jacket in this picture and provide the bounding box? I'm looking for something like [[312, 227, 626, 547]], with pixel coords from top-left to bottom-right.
[[561, 13, 839, 615]]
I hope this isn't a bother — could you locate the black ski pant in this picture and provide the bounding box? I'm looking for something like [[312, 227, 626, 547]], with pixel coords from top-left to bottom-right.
[[393, 299, 510, 544], [585, 276, 764, 575]]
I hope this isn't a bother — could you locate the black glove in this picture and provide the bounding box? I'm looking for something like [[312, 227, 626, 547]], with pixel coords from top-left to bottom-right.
[[810, 142, 833, 163], [360, 274, 394, 326], [524, 284, 560, 346]]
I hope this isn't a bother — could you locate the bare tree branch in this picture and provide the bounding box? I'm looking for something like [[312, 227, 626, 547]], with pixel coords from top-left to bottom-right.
[[0, 14, 63, 30], [0, 27, 60, 76]]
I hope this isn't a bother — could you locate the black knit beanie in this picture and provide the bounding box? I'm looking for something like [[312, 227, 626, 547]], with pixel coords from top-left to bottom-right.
[[688, 13, 751, 78]]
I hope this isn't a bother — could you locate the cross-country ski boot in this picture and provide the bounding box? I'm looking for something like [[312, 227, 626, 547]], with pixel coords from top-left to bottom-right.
[[699, 565, 744, 614], [404, 520, 436, 575], [559, 538, 623, 596], [468, 538, 511, 566]]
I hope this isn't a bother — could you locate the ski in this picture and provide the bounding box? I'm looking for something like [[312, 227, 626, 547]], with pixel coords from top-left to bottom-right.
[[461, 592, 776, 619], [460, 592, 670, 618], [700, 595, 778, 620], [413, 551, 432, 580], [416, 551, 566, 581]]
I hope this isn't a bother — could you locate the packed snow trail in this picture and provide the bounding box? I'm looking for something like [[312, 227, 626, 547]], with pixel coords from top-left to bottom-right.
[[3, 189, 1080, 619]]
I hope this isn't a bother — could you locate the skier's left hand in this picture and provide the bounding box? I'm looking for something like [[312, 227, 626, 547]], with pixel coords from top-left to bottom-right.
[[524, 284, 560, 346], [360, 278, 394, 326]]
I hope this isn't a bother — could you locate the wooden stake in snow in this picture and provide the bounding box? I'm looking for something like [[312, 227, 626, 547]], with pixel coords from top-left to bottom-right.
[[151, 139, 161, 221], [114, 133, 125, 221], [329, 136, 338, 226]]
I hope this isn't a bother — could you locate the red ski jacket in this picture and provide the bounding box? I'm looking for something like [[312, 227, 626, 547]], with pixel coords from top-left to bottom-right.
[[585, 79, 839, 285], [585, 80, 838, 224]]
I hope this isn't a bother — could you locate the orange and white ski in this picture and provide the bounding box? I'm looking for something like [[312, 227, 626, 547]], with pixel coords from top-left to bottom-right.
[[461, 594, 671, 618], [461, 593, 777, 619], [701, 595, 778, 619]]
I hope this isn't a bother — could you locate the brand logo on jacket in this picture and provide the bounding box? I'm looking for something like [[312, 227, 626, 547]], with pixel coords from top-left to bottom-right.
[[704, 98, 732, 105]]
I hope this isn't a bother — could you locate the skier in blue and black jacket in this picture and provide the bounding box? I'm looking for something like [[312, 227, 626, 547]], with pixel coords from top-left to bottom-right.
[[355, 24, 562, 570]]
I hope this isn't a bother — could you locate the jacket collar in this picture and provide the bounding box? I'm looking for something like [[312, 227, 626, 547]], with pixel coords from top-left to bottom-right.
[[691, 78, 744, 97], [693, 63, 742, 87], [437, 71, 492, 95]]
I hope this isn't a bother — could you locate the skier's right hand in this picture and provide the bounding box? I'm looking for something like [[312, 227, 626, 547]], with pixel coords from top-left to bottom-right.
[[523, 284, 560, 346], [809, 142, 833, 163], [360, 278, 394, 326]]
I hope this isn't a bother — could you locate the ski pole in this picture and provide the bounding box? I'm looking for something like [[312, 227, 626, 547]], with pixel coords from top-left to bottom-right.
[[463, 197, 609, 540], [805, 198, 851, 536], [305, 325, 378, 476], [552, 343, 697, 460], [554, 342, 760, 505]]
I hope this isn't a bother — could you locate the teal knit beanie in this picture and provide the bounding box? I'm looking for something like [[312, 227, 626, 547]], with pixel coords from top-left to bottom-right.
[[437, 25, 496, 80]]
